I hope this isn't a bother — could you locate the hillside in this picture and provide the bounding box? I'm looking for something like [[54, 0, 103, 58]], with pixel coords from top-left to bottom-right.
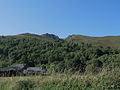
[[3, 33, 120, 48], [16, 33, 61, 41], [66, 35, 120, 48], [0, 33, 119, 74], [0, 33, 120, 89]]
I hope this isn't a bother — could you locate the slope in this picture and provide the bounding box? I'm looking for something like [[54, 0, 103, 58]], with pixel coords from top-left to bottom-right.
[[66, 35, 120, 48]]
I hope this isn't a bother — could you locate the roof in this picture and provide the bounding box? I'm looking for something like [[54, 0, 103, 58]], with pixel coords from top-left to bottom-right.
[[0, 64, 26, 71], [26, 67, 45, 72], [0, 67, 16, 71], [12, 64, 26, 70]]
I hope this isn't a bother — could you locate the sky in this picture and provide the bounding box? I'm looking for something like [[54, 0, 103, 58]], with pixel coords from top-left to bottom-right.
[[0, 0, 120, 38]]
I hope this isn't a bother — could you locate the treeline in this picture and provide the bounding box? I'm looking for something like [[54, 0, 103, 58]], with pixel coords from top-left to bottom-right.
[[0, 34, 120, 73]]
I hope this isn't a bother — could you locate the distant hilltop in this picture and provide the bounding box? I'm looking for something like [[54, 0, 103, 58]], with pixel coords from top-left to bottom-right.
[[66, 34, 120, 48], [18, 33, 60, 40], [1, 33, 120, 48]]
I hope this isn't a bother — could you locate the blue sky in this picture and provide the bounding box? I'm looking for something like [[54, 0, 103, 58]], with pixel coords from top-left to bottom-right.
[[0, 0, 120, 38]]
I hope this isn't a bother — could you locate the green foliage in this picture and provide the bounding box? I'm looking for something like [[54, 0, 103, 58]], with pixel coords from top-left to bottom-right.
[[0, 34, 119, 74], [15, 79, 36, 90], [0, 33, 119, 90], [0, 69, 119, 90], [0, 61, 11, 67]]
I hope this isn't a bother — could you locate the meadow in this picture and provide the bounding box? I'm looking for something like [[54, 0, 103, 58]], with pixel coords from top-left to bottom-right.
[[0, 69, 119, 90]]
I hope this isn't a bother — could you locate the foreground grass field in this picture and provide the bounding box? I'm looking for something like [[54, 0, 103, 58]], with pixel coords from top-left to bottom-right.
[[0, 69, 120, 90]]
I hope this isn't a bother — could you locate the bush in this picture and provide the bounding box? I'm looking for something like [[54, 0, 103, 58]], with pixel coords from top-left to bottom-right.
[[85, 59, 103, 74], [14, 79, 36, 90]]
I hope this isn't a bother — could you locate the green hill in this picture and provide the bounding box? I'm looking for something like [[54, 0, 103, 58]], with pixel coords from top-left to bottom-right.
[[66, 35, 120, 48], [16, 33, 61, 41], [3, 33, 120, 48], [0, 33, 119, 74]]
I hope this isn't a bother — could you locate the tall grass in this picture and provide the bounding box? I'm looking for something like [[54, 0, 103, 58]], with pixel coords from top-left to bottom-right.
[[0, 69, 119, 90]]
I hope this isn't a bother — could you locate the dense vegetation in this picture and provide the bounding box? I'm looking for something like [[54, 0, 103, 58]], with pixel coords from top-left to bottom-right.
[[0, 69, 119, 90], [0, 33, 120, 90], [0, 33, 119, 74]]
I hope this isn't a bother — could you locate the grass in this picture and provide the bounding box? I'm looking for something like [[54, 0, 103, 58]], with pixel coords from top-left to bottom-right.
[[66, 35, 120, 48], [0, 69, 120, 90]]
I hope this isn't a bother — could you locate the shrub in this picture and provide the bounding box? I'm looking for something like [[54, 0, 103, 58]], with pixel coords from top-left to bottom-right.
[[14, 79, 36, 90]]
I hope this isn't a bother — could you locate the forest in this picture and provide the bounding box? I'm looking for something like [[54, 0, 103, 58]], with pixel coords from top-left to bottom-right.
[[0, 33, 119, 74]]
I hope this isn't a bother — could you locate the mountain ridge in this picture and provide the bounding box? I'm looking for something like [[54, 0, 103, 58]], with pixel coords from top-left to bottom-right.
[[1, 33, 120, 48], [65, 34, 120, 48]]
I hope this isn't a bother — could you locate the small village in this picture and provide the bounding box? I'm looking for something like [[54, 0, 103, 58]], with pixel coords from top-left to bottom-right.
[[0, 64, 46, 77]]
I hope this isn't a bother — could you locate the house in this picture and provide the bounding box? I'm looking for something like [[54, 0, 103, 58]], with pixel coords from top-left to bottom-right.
[[24, 67, 46, 76], [0, 66, 17, 76], [0, 64, 27, 76], [11, 64, 27, 70], [0, 64, 47, 76]]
